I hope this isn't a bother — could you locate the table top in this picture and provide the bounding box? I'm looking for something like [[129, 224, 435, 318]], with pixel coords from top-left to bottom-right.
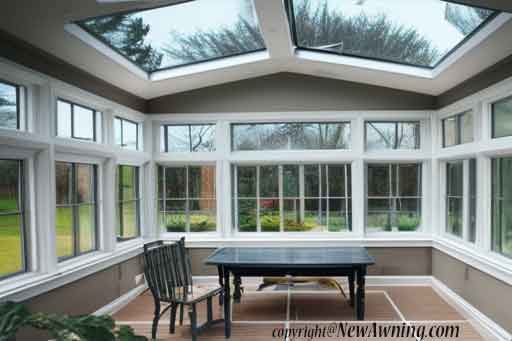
[[204, 247, 375, 268]]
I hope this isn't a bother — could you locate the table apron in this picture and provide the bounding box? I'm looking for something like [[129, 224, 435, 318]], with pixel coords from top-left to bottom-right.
[[222, 266, 364, 277]]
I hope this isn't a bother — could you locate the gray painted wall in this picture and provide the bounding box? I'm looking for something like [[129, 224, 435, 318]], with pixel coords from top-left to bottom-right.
[[432, 249, 512, 334], [147, 73, 437, 113]]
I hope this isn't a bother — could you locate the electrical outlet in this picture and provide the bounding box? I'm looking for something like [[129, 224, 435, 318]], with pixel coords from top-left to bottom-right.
[[135, 273, 144, 286]]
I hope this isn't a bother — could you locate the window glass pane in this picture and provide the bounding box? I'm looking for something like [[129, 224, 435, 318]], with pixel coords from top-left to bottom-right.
[[55, 162, 72, 205], [190, 199, 216, 232], [118, 201, 139, 239], [461, 111, 473, 144], [0, 160, 21, 213], [493, 96, 512, 138], [398, 164, 421, 196], [164, 200, 187, 232], [469, 159, 477, 243], [290, 0, 494, 68], [237, 199, 257, 232], [283, 165, 299, 197], [328, 165, 345, 197], [366, 122, 396, 151], [76, 164, 94, 203], [95, 112, 103, 143], [0, 214, 23, 277], [114, 118, 122, 146], [0, 82, 18, 130], [189, 166, 215, 198], [447, 197, 463, 237], [443, 117, 458, 147], [260, 199, 280, 232], [78, 204, 96, 253], [328, 198, 350, 232], [283, 199, 302, 231], [73, 105, 94, 140], [57, 100, 72, 138], [118, 166, 137, 201], [165, 167, 187, 198], [396, 122, 420, 149], [259, 124, 288, 150], [447, 162, 463, 196], [167, 125, 190, 152], [367, 199, 391, 231], [122, 119, 138, 150], [304, 165, 319, 197], [232, 125, 259, 150], [56, 206, 73, 259], [492, 157, 512, 257], [190, 125, 215, 152], [397, 198, 421, 232], [237, 166, 257, 197], [259, 166, 279, 198], [79, 0, 265, 72], [367, 165, 389, 197]]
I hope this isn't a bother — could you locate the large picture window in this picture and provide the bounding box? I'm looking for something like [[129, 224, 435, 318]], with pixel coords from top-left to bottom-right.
[[492, 157, 512, 258], [492, 96, 512, 139], [232, 122, 350, 151], [158, 165, 216, 233], [0, 80, 24, 130], [114, 117, 139, 150], [442, 110, 473, 147], [56, 99, 102, 142], [366, 121, 420, 151], [0, 160, 26, 279], [163, 124, 215, 152], [366, 163, 422, 232], [233, 164, 351, 232], [117, 165, 140, 241], [55, 162, 97, 260]]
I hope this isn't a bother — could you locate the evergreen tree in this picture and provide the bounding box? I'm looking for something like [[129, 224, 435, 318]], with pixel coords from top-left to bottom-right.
[[82, 15, 163, 72], [445, 3, 493, 36]]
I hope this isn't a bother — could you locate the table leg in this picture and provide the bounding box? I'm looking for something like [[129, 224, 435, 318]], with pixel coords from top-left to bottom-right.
[[223, 269, 231, 338], [356, 267, 366, 321], [348, 272, 355, 307], [218, 266, 224, 306], [233, 275, 242, 303]]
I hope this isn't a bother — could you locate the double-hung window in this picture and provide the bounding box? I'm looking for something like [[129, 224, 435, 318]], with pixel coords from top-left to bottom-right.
[[56, 99, 102, 142], [0, 159, 27, 279], [163, 124, 215, 152], [442, 110, 473, 147], [366, 121, 420, 151], [55, 162, 97, 260], [0, 80, 25, 130], [233, 164, 352, 232], [366, 163, 422, 232], [492, 95, 512, 139], [158, 165, 216, 233], [116, 165, 140, 241], [492, 157, 512, 258], [114, 117, 139, 150]]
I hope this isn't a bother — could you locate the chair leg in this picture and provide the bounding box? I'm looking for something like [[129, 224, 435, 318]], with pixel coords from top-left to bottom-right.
[[170, 303, 177, 334], [207, 296, 213, 322], [179, 303, 184, 325], [151, 301, 161, 340], [189, 303, 198, 341]]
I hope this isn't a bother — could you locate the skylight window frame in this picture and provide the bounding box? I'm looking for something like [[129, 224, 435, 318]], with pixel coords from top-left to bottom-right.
[[285, 0, 501, 70], [74, 0, 267, 75]]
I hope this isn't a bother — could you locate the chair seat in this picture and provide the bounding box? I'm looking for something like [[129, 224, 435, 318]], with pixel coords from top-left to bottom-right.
[[175, 285, 223, 304]]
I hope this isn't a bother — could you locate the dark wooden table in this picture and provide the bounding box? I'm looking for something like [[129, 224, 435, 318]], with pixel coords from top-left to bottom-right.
[[205, 247, 375, 338]]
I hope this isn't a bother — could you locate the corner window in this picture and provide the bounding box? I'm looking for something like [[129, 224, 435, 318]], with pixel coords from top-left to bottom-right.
[[114, 117, 139, 150], [163, 124, 215, 152], [492, 157, 512, 258], [55, 162, 97, 261], [366, 163, 422, 232], [442, 110, 473, 147], [56, 99, 102, 142], [158, 165, 216, 233], [0, 80, 24, 130], [492, 95, 512, 139], [232, 164, 352, 232], [117, 166, 140, 241], [0, 159, 27, 279], [232, 122, 350, 151], [366, 121, 420, 151]]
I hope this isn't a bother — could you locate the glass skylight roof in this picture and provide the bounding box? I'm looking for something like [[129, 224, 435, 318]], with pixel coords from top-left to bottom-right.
[[288, 0, 497, 68], [77, 0, 266, 73]]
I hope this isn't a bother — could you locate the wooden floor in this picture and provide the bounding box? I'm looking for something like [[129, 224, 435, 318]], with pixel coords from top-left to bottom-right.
[[114, 284, 487, 340]]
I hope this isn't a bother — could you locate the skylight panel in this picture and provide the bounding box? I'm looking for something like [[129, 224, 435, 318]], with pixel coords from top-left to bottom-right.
[[288, 0, 497, 68], [77, 0, 266, 73]]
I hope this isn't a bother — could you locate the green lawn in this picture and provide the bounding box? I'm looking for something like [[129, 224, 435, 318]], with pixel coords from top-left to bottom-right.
[[164, 213, 216, 232], [0, 214, 23, 277]]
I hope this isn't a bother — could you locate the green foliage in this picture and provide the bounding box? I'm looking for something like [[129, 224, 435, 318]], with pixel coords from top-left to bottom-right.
[[0, 301, 147, 341], [82, 15, 163, 72], [163, 17, 265, 64]]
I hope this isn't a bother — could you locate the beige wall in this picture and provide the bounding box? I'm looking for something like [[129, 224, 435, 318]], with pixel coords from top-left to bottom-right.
[[432, 249, 512, 333]]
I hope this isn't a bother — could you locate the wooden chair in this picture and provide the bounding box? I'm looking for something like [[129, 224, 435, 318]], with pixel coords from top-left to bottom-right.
[[143, 238, 224, 340]]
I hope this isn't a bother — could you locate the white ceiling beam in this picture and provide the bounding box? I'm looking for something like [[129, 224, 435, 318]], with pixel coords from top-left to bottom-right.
[[252, 0, 295, 60]]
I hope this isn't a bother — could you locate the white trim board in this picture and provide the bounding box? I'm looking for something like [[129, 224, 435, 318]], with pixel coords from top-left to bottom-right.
[[94, 284, 147, 316]]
